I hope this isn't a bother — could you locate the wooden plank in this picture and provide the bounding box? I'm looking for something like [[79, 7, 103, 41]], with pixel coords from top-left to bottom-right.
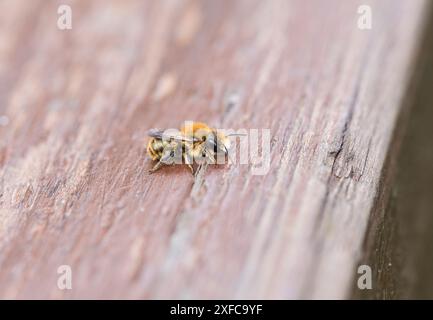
[[355, 9, 433, 299], [0, 0, 428, 299]]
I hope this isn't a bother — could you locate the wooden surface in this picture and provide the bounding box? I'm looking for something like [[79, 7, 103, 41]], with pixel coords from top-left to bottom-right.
[[355, 11, 433, 299], [0, 0, 428, 299]]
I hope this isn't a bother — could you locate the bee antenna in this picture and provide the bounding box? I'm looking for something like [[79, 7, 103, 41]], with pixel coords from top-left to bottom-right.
[[226, 133, 247, 137]]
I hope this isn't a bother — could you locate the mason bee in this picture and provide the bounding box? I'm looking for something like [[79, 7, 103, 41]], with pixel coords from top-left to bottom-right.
[[147, 122, 239, 175]]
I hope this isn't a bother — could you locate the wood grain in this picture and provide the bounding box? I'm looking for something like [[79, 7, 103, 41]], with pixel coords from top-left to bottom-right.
[[0, 0, 428, 299]]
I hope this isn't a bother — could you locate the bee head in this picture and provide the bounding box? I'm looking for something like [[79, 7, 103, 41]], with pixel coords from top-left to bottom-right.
[[205, 132, 230, 157]]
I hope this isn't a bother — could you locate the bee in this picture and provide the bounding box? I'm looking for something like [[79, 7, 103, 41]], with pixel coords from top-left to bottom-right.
[[147, 122, 238, 175]]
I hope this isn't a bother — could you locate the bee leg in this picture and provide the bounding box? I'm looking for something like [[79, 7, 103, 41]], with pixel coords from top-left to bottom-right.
[[205, 150, 216, 164], [183, 152, 194, 176], [187, 164, 194, 175], [149, 161, 164, 173]]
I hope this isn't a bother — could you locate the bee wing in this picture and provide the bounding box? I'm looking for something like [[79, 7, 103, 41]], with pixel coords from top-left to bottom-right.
[[147, 129, 199, 143], [147, 129, 166, 139]]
